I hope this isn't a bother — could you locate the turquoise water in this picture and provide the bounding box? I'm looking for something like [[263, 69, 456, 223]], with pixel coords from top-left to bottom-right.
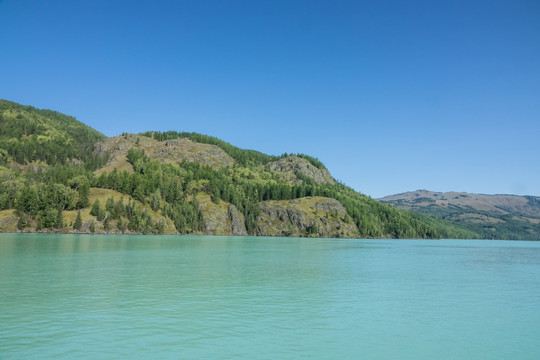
[[1, 234, 539, 359]]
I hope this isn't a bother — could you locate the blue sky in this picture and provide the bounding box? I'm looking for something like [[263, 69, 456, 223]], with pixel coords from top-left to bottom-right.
[[1, 0, 539, 198]]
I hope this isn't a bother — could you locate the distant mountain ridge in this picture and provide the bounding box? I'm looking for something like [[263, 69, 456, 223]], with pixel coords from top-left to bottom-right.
[[379, 190, 540, 240]]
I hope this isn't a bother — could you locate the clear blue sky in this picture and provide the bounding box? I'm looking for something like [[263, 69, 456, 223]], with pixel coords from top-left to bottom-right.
[[1, 0, 539, 198]]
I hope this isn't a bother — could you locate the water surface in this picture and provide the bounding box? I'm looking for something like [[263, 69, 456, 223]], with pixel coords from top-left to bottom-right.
[[1, 234, 539, 359]]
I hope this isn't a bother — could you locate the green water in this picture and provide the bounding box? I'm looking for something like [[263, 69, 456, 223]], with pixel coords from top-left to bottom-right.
[[1, 234, 539, 359]]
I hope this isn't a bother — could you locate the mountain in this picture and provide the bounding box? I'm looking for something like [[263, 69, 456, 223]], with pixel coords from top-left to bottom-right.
[[0, 99, 479, 238], [379, 190, 540, 240]]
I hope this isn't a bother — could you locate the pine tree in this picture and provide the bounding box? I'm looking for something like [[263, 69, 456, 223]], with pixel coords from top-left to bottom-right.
[[90, 199, 101, 217], [77, 181, 90, 209], [150, 190, 161, 211], [105, 197, 115, 218], [97, 209, 104, 221], [103, 214, 110, 233], [56, 208, 64, 229], [17, 213, 29, 230], [73, 211, 82, 231], [211, 187, 220, 204]]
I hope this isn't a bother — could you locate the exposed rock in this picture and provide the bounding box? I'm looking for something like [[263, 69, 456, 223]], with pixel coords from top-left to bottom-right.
[[197, 194, 247, 235], [255, 196, 358, 238], [148, 138, 234, 169], [228, 205, 248, 235], [94, 134, 234, 174], [0, 210, 18, 232], [10, 161, 48, 174], [266, 156, 335, 185]]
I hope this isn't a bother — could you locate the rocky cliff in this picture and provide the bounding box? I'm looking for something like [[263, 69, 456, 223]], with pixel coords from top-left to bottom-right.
[[255, 196, 358, 238], [94, 133, 234, 174], [267, 156, 335, 185], [197, 194, 247, 236]]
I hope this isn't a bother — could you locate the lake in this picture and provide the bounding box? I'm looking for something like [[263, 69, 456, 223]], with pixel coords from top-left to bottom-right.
[[1, 234, 539, 359]]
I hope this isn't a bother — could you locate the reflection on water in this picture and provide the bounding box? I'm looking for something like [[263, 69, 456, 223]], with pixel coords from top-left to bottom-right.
[[1, 234, 540, 359]]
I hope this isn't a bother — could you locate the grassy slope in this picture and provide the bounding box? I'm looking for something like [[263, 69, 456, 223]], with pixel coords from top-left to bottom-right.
[[0, 188, 176, 234], [95, 134, 234, 175], [0, 209, 17, 232], [0, 99, 106, 166]]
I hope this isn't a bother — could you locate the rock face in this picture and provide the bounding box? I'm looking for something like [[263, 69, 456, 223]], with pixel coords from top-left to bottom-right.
[[255, 196, 358, 238], [157, 138, 234, 169], [94, 134, 234, 174], [266, 156, 335, 185], [228, 205, 248, 235], [197, 195, 247, 235], [0, 210, 17, 232]]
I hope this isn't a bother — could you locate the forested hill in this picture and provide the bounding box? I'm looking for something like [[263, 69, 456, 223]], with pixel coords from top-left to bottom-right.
[[0, 99, 479, 239], [0, 100, 106, 167]]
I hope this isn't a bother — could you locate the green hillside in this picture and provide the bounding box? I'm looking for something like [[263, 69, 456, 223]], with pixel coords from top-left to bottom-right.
[[0, 99, 480, 238], [0, 99, 106, 167]]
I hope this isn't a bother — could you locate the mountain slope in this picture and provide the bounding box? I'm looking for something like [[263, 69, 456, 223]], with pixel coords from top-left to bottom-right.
[[0, 99, 480, 239], [0, 100, 106, 166], [94, 133, 234, 174], [379, 190, 540, 240], [266, 155, 335, 185]]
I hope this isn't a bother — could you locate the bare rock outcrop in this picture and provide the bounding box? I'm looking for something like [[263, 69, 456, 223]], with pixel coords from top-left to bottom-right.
[[266, 156, 335, 185], [94, 134, 234, 174], [255, 196, 358, 238], [197, 194, 247, 235]]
